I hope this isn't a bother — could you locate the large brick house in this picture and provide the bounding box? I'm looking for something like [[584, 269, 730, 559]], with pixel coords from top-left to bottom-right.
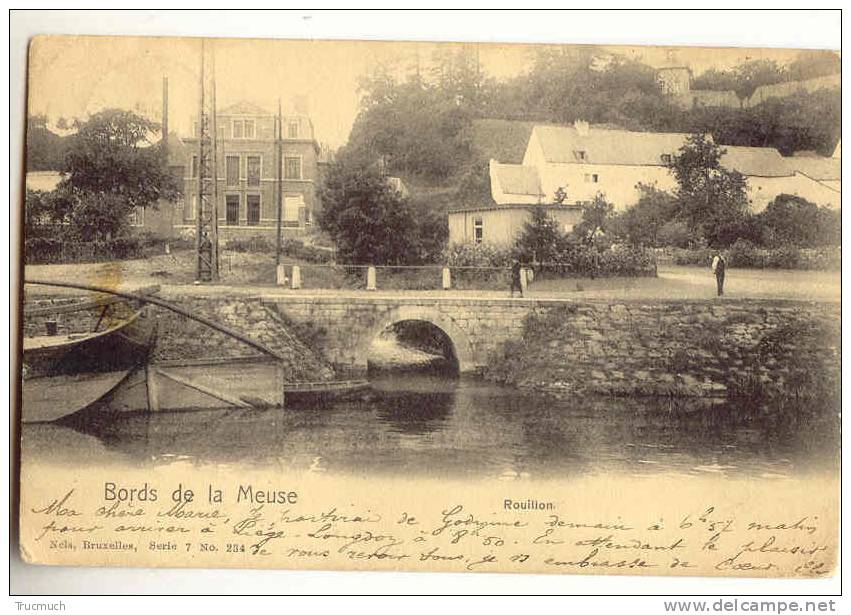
[[178, 101, 321, 241]]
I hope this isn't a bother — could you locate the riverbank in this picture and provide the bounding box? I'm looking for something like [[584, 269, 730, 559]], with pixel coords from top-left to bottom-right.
[[484, 300, 840, 402]]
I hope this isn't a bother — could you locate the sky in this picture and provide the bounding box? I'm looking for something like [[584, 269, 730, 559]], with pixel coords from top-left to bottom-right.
[[27, 35, 830, 148]]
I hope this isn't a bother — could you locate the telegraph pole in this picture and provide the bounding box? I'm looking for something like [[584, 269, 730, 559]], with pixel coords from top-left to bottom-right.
[[275, 98, 284, 265], [195, 38, 220, 282]]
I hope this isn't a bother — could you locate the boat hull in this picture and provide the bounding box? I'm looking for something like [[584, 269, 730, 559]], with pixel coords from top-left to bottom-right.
[[23, 309, 155, 379], [20, 308, 156, 423]]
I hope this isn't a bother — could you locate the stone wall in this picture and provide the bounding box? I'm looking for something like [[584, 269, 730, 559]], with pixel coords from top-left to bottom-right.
[[266, 295, 839, 399], [485, 301, 840, 399], [23, 290, 839, 398], [22, 291, 335, 383], [151, 293, 334, 381]]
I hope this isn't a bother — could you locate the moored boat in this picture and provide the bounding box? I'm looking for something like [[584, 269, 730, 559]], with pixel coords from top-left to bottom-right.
[[21, 295, 158, 423]]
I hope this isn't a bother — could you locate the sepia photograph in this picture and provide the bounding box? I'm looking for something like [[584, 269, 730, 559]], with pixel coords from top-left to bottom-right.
[[11, 10, 842, 589]]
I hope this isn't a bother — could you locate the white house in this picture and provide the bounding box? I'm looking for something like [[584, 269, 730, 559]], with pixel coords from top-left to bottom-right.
[[449, 121, 840, 247], [492, 121, 840, 213]]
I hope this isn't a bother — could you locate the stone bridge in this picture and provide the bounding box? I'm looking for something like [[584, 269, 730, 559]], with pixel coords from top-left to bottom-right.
[[263, 295, 544, 373]]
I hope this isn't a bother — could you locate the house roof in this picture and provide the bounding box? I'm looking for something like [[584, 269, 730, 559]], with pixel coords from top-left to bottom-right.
[[491, 162, 543, 197], [719, 145, 790, 177], [532, 125, 691, 166], [448, 203, 582, 215], [218, 101, 272, 116], [784, 155, 841, 181]]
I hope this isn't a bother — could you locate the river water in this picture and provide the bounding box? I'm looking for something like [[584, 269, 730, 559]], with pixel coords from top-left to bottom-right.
[[21, 372, 838, 480]]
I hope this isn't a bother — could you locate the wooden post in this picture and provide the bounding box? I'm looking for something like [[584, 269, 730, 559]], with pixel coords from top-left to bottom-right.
[[442, 267, 451, 290], [277, 361, 286, 408], [291, 265, 301, 289], [146, 365, 160, 413], [366, 266, 377, 291]]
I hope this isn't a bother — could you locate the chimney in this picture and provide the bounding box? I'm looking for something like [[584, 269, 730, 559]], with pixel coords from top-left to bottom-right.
[[574, 119, 590, 136], [162, 76, 169, 153]]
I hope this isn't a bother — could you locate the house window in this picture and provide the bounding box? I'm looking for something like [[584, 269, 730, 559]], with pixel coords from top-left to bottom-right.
[[247, 194, 261, 226], [225, 194, 240, 226], [661, 154, 672, 164], [226, 155, 240, 186], [284, 156, 302, 180], [584, 173, 599, 183], [283, 194, 304, 226], [189, 196, 197, 220], [232, 119, 255, 139], [288, 121, 299, 139], [473, 217, 483, 244], [129, 207, 144, 227], [191, 155, 199, 178], [573, 150, 587, 161], [246, 155, 261, 187]]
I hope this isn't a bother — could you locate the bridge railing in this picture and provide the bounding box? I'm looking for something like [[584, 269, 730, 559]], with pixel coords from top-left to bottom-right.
[[294, 264, 369, 290], [278, 264, 515, 291]]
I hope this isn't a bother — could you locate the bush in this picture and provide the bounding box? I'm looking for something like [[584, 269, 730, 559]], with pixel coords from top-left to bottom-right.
[[656, 219, 693, 248], [536, 243, 656, 278], [671, 247, 715, 266], [670, 244, 840, 270], [280, 238, 335, 264], [223, 236, 274, 253], [443, 242, 515, 268]]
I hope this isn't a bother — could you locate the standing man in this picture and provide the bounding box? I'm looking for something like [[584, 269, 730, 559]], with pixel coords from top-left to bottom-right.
[[509, 257, 524, 298], [711, 250, 726, 297]]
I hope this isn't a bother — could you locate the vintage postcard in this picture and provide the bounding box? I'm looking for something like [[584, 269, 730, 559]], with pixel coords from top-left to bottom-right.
[[16, 34, 840, 577]]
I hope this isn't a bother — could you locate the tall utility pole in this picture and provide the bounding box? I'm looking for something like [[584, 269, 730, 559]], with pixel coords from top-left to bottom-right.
[[195, 38, 220, 282], [275, 99, 284, 265]]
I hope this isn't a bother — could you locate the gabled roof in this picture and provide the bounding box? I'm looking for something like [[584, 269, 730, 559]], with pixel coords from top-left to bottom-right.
[[218, 101, 271, 116], [532, 125, 690, 166], [785, 155, 841, 181], [719, 145, 790, 177], [491, 162, 543, 197]]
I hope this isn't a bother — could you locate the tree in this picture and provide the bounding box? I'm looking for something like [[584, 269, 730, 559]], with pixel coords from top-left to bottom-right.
[[34, 109, 181, 242], [610, 184, 678, 247], [25, 114, 68, 171], [731, 59, 786, 100], [667, 133, 750, 247], [570, 194, 615, 246], [318, 153, 437, 265], [787, 50, 840, 82], [514, 207, 567, 263], [63, 109, 178, 211], [757, 194, 839, 248]]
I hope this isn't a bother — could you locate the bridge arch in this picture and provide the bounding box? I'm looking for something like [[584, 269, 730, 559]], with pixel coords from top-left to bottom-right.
[[359, 305, 476, 373]]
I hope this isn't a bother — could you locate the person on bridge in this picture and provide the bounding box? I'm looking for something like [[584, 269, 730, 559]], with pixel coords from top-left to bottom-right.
[[509, 258, 524, 298], [711, 251, 727, 297]]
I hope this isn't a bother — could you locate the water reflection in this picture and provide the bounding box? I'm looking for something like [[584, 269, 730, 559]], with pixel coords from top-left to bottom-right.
[[21, 373, 839, 479]]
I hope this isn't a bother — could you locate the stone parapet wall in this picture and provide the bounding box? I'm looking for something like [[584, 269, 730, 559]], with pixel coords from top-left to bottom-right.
[[23, 289, 839, 398], [484, 300, 840, 399]]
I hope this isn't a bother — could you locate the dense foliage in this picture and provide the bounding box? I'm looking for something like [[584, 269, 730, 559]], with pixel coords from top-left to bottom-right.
[[343, 47, 839, 195], [317, 151, 446, 265], [25, 109, 179, 245]]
